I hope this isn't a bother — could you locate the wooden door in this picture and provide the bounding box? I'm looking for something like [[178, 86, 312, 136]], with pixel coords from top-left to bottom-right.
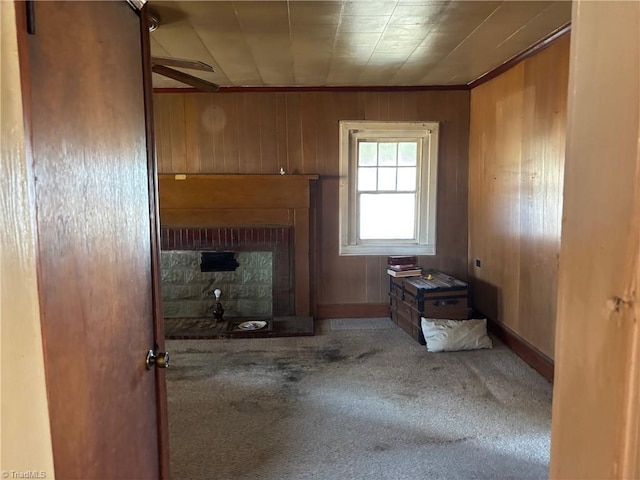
[[549, 1, 640, 478], [18, 2, 167, 478]]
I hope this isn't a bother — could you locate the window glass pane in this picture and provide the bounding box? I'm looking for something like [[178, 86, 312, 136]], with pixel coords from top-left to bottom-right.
[[359, 193, 415, 239], [397, 167, 416, 191], [357, 167, 377, 191], [378, 143, 397, 166], [398, 142, 417, 166], [358, 142, 377, 166], [377, 167, 396, 190]]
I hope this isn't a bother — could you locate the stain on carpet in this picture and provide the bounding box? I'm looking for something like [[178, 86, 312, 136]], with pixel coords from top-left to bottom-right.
[[356, 349, 382, 360], [168, 365, 214, 382], [316, 348, 347, 362], [372, 444, 391, 452], [274, 361, 305, 383]]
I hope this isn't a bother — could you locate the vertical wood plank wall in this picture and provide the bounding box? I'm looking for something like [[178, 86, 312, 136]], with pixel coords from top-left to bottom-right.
[[153, 91, 470, 312], [468, 35, 570, 359]]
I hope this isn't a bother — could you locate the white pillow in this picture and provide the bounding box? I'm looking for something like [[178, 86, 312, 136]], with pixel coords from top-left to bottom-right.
[[421, 318, 493, 353]]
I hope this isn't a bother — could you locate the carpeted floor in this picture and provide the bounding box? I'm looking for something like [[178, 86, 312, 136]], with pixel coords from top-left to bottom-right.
[[166, 318, 552, 480]]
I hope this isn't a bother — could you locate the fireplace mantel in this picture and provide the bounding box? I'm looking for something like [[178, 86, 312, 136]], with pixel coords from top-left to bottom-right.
[[158, 174, 318, 316]]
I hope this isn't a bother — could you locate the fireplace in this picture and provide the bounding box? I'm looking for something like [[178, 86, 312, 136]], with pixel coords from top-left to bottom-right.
[[158, 174, 318, 319], [160, 226, 292, 317]]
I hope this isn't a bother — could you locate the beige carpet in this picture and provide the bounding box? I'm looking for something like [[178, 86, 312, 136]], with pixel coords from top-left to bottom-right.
[[166, 318, 552, 480]]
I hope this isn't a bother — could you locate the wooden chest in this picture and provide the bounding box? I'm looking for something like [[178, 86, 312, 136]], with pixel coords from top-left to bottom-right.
[[389, 269, 470, 344]]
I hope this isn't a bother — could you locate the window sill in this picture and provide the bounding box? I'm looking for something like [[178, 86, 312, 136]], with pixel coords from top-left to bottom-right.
[[339, 244, 436, 256]]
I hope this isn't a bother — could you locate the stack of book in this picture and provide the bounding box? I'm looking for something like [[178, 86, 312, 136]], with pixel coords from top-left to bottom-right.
[[386, 256, 422, 277]]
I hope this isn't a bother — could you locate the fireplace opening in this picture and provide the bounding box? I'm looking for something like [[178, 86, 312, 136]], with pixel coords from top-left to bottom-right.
[[161, 250, 273, 318], [200, 251, 240, 272], [159, 226, 314, 338]]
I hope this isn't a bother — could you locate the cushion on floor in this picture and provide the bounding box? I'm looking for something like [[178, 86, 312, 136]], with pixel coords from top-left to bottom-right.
[[421, 318, 493, 353]]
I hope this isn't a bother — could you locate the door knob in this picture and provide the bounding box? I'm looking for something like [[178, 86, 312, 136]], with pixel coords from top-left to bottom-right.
[[146, 349, 170, 369]]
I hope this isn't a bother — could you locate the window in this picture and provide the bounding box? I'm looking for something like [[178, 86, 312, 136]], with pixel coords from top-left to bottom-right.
[[339, 121, 439, 256]]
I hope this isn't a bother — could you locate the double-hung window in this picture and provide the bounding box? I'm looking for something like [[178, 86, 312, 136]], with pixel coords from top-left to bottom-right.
[[339, 121, 439, 256]]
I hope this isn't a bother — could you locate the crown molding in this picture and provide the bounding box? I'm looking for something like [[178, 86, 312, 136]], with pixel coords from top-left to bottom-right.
[[468, 22, 571, 89]]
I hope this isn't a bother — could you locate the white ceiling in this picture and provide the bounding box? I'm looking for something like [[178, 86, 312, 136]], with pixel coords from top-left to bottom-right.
[[148, 0, 571, 88]]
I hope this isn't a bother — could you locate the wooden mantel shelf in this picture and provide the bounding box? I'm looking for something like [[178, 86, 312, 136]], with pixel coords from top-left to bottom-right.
[[159, 174, 318, 211], [157, 174, 318, 317]]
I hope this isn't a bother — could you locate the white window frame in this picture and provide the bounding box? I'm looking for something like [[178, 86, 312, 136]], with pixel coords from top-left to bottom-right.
[[339, 121, 439, 256]]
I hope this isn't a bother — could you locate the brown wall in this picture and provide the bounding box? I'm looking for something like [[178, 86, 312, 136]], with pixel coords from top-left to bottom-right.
[[154, 90, 470, 313], [468, 35, 570, 359]]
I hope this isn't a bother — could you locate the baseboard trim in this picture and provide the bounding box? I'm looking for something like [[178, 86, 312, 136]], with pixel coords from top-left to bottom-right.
[[484, 317, 555, 383], [316, 303, 389, 319]]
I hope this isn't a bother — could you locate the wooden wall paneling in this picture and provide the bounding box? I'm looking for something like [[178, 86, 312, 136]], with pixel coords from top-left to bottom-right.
[[377, 92, 391, 120], [239, 93, 262, 173], [168, 94, 187, 173], [154, 90, 471, 313], [313, 94, 330, 177], [518, 59, 546, 348], [300, 93, 319, 174], [191, 94, 214, 173], [468, 86, 491, 314], [317, 177, 340, 304], [308, 178, 319, 317], [153, 95, 166, 172], [435, 92, 468, 279], [221, 94, 240, 173], [469, 81, 493, 315], [496, 65, 524, 335], [275, 92, 289, 173], [318, 177, 367, 304], [210, 94, 226, 173], [387, 92, 405, 120], [415, 91, 437, 123], [311, 93, 325, 176], [468, 37, 569, 359], [402, 92, 420, 121], [516, 68, 537, 340], [340, 91, 364, 127], [184, 94, 201, 173], [324, 92, 348, 174], [293, 207, 310, 315], [258, 93, 279, 174], [361, 91, 379, 120], [517, 35, 569, 354], [285, 92, 304, 174], [154, 96, 172, 173], [195, 95, 219, 173], [447, 91, 471, 278], [365, 256, 385, 304]]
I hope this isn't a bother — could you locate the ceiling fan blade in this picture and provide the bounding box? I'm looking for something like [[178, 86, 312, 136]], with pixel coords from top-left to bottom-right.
[[152, 65, 220, 92], [151, 56, 214, 72]]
